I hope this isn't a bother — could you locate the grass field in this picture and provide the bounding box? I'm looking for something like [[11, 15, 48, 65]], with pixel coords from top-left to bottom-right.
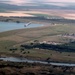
[[0, 40, 16, 52]]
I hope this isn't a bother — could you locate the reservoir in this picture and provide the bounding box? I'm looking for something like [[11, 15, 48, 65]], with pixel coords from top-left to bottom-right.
[[0, 22, 43, 32]]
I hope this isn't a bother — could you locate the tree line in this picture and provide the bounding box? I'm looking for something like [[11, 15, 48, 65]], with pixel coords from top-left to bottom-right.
[[20, 42, 75, 52]]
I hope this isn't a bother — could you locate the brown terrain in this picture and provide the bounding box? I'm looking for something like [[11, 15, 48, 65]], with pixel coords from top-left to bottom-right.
[[0, 61, 75, 75]]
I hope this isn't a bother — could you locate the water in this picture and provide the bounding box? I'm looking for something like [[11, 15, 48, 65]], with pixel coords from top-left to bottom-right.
[[0, 57, 75, 67], [0, 22, 43, 32]]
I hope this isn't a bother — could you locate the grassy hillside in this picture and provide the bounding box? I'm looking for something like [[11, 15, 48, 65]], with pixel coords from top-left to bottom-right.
[[1, 24, 75, 49], [0, 24, 75, 62]]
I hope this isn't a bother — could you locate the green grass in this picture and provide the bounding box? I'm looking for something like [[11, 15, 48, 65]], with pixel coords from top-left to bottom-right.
[[8, 48, 75, 62], [0, 40, 16, 52]]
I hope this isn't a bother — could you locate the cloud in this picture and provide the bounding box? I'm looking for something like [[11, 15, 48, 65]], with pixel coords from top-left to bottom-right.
[[0, 0, 75, 5], [0, 0, 44, 5], [42, 0, 75, 2], [9, 0, 27, 5], [0, 0, 31, 5]]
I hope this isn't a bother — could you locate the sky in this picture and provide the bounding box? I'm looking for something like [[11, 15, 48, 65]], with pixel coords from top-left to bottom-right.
[[1, 0, 75, 5]]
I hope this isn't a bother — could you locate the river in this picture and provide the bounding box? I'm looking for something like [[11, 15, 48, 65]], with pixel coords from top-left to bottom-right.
[[0, 22, 43, 32], [0, 57, 75, 67]]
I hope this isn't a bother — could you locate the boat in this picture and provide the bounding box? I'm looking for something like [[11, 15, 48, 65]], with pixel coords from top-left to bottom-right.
[[24, 22, 31, 27]]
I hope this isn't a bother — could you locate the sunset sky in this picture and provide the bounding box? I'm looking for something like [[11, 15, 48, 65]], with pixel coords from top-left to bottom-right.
[[0, 0, 75, 18], [1, 0, 75, 5]]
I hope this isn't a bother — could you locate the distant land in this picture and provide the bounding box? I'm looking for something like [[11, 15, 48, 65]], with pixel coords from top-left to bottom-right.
[[0, 2, 75, 19]]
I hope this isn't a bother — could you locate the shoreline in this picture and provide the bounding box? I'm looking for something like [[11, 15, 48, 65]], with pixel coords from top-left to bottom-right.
[[0, 52, 75, 65], [1, 56, 75, 67], [0, 21, 45, 33]]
